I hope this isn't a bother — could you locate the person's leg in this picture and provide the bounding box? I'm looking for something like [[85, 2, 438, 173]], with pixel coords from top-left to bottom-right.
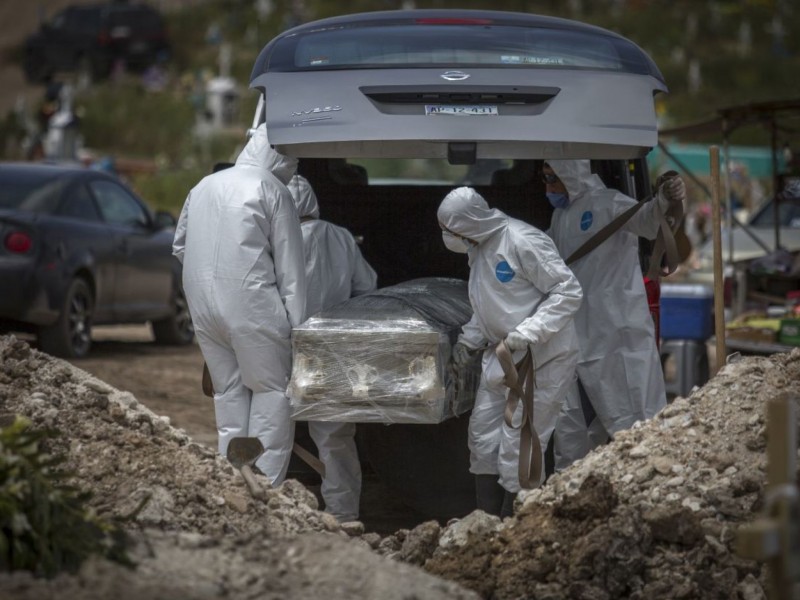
[[470, 352, 509, 515], [234, 333, 294, 486], [498, 350, 576, 495], [553, 380, 592, 471], [197, 330, 251, 460], [308, 421, 362, 522], [248, 391, 295, 485]]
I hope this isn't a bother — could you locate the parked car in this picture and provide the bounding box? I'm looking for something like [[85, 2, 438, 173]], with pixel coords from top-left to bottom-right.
[[0, 162, 192, 358], [23, 2, 169, 83], [248, 9, 666, 516]]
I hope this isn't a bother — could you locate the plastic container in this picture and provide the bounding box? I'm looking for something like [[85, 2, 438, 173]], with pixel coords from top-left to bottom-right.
[[660, 283, 714, 341], [779, 319, 800, 346]]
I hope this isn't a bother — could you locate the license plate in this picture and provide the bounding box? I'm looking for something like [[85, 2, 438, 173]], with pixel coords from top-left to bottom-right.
[[425, 105, 498, 116]]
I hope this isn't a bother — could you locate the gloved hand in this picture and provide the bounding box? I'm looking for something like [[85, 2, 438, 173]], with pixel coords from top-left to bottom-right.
[[503, 330, 531, 352], [451, 342, 472, 368], [656, 171, 686, 217]]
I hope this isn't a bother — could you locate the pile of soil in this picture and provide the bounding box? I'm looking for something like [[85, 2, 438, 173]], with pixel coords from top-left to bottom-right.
[[2, 332, 798, 599], [0, 335, 476, 600], [413, 349, 800, 599]]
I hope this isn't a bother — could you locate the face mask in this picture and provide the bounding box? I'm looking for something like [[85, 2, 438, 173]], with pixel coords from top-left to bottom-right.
[[546, 192, 569, 210], [442, 231, 471, 254]]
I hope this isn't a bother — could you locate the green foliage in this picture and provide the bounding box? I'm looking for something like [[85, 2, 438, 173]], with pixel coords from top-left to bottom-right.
[[0, 416, 130, 578], [131, 167, 207, 214], [78, 80, 196, 160]]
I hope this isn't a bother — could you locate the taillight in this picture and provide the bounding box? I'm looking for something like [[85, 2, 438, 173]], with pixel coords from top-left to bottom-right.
[[97, 30, 111, 45], [5, 231, 33, 254]]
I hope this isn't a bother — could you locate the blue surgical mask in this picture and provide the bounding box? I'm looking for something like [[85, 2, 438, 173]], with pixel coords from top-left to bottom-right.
[[546, 192, 569, 210]]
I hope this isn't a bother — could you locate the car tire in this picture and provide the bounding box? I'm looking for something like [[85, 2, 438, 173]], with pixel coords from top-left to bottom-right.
[[38, 278, 94, 359], [151, 286, 194, 345]]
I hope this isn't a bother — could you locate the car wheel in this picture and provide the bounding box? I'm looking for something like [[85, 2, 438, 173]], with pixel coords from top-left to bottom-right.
[[151, 286, 194, 345], [38, 278, 94, 358]]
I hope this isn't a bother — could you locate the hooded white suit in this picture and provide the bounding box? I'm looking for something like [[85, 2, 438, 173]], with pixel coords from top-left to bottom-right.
[[173, 124, 306, 484], [438, 187, 581, 494], [288, 174, 377, 521], [546, 160, 667, 470]]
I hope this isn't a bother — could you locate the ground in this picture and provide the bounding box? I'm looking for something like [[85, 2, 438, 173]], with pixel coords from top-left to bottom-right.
[[1, 331, 799, 599]]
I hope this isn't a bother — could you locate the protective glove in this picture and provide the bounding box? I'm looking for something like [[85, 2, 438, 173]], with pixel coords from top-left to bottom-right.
[[656, 172, 687, 230], [451, 342, 473, 368], [503, 330, 531, 352]]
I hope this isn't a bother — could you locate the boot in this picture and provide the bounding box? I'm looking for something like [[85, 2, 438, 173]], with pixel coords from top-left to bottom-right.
[[475, 474, 505, 516], [500, 491, 517, 519]]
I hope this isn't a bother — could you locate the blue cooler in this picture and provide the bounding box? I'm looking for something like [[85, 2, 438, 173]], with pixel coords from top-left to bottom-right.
[[660, 283, 714, 341]]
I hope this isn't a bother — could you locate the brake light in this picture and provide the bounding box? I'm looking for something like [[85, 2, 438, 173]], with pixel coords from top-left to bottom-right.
[[415, 18, 493, 25], [97, 30, 111, 45], [5, 231, 33, 254]]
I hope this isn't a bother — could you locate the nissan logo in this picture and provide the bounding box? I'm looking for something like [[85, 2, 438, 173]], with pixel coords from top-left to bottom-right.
[[440, 71, 470, 81]]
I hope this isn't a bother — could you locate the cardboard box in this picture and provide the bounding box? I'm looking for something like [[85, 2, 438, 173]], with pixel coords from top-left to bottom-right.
[[661, 284, 714, 341], [726, 327, 778, 344]]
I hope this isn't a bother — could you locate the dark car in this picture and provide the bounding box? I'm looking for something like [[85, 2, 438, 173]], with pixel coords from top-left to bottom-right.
[[23, 2, 169, 83], [0, 162, 192, 358]]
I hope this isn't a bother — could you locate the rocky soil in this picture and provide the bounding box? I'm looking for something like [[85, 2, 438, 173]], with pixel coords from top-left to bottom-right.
[[1, 333, 799, 599]]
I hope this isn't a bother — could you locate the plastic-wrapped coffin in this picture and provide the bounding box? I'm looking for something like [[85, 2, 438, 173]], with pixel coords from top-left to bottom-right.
[[288, 277, 481, 424]]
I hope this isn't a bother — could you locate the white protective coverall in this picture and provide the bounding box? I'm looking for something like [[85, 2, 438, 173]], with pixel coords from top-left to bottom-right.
[[438, 187, 582, 493], [288, 174, 377, 521], [546, 159, 667, 470], [173, 124, 306, 484]]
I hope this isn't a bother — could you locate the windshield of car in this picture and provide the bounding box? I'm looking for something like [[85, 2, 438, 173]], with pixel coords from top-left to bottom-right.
[[340, 158, 524, 186], [268, 23, 658, 77], [749, 197, 800, 228], [0, 173, 67, 213]]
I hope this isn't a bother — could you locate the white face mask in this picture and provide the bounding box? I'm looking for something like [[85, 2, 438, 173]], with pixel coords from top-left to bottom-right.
[[442, 231, 471, 254]]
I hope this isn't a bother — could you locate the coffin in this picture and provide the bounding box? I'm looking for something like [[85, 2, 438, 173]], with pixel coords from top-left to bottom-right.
[[288, 278, 480, 424]]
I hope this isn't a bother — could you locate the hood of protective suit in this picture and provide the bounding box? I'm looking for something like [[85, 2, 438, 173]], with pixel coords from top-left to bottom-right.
[[235, 124, 297, 185], [546, 160, 605, 203], [437, 187, 507, 243], [287, 174, 320, 219]]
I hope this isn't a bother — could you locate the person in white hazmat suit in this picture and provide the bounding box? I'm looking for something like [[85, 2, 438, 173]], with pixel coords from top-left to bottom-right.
[[287, 174, 377, 522], [439, 186, 582, 517], [544, 160, 686, 471], [172, 124, 306, 485]]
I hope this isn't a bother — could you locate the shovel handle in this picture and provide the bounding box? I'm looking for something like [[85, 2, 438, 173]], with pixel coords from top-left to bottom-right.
[[240, 465, 264, 499]]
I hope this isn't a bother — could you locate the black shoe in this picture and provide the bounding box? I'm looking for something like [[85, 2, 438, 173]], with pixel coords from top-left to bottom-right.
[[500, 491, 517, 519], [475, 474, 505, 516]]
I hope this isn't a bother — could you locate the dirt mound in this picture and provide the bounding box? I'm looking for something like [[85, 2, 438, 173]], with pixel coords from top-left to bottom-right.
[[418, 349, 800, 599], [0, 335, 477, 599]]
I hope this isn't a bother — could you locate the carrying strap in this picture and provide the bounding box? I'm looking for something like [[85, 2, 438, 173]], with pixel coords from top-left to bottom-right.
[[496, 341, 540, 490], [200, 362, 326, 477], [565, 184, 681, 278]]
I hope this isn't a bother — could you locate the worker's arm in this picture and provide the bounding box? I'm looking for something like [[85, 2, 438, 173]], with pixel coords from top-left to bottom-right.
[[514, 229, 583, 345], [350, 241, 378, 296], [267, 183, 307, 328], [172, 190, 191, 264]]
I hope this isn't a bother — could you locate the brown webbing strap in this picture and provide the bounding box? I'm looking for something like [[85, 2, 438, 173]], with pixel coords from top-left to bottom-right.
[[565, 199, 648, 265], [200, 362, 327, 477], [645, 209, 681, 279], [496, 341, 541, 490]]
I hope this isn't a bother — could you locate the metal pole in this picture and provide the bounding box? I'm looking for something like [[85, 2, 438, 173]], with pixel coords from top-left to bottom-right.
[[709, 146, 726, 372], [722, 120, 734, 266], [771, 119, 781, 250]]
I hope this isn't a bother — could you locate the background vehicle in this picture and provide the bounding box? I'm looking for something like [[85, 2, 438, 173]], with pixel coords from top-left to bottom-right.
[[0, 162, 192, 358], [23, 1, 169, 83], [250, 9, 665, 517]]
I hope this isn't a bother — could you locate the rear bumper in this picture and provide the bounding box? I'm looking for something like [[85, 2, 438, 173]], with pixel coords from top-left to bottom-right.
[[0, 260, 59, 326]]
